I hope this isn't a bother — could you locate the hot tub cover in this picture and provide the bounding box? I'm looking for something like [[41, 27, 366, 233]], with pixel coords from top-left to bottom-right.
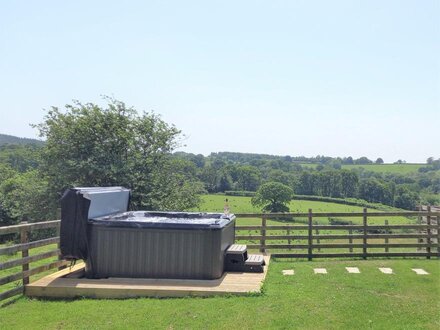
[[89, 211, 236, 229], [60, 186, 130, 261]]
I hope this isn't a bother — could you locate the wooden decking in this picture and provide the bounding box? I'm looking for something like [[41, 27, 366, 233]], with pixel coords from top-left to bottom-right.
[[25, 256, 270, 299]]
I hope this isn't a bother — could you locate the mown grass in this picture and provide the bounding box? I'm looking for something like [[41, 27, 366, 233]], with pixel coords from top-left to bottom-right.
[[1, 259, 439, 329]]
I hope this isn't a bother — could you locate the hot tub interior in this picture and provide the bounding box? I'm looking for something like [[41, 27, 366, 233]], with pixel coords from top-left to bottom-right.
[[90, 211, 234, 229]]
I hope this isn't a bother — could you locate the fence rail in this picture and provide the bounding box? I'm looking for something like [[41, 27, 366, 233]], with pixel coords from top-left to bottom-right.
[[1, 209, 439, 302], [0, 220, 65, 302], [235, 208, 440, 260]]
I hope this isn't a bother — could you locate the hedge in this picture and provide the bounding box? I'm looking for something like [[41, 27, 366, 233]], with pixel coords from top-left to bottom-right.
[[224, 191, 256, 197]]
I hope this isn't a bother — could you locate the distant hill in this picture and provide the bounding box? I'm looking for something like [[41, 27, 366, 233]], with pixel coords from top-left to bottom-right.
[[0, 133, 44, 146]]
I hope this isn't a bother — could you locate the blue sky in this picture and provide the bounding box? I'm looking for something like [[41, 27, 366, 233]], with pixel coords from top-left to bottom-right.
[[0, 1, 438, 162]]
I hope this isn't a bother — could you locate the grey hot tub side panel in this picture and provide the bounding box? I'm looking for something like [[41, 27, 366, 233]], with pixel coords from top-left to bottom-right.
[[85, 220, 235, 280]]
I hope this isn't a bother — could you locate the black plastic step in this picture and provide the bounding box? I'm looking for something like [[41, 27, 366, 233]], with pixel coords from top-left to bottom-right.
[[224, 250, 265, 273], [224, 244, 248, 266], [242, 254, 265, 273]]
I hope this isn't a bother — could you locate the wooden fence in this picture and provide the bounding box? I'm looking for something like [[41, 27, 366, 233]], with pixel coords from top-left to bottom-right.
[[235, 208, 440, 259], [0, 220, 66, 302], [1, 208, 439, 302]]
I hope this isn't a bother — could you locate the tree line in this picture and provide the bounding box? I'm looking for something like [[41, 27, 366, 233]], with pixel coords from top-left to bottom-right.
[[0, 98, 439, 226], [175, 152, 439, 210]]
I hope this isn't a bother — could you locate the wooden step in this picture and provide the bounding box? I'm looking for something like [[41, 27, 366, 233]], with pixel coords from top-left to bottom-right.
[[245, 254, 265, 266], [226, 244, 247, 254]]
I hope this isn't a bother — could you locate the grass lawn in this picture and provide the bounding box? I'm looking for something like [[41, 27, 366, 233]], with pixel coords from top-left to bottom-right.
[[1, 259, 439, 329]]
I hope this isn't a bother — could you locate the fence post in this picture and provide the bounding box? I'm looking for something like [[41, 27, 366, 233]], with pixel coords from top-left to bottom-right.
[[308, 209, 313, 261], [56, 224, 64, 270], [315, 221, 320, 252], [349, 227, 353, 253], [385, 219, 389, 253], [20, 227, 29, 285], [417, 205, 423, 245], [363, 208, 367, 260], [287, 227, 291, 251], [437, 212, 440, 258], [427, 206, 431, 259], [260, 216, 266, 254]]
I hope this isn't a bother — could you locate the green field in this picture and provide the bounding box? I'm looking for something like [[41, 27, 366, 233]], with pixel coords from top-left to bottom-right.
[[300, 163, 425, 174], [195, 194, 411, 224], [194, 194, 420, 255], [1, 259, 439, 329]]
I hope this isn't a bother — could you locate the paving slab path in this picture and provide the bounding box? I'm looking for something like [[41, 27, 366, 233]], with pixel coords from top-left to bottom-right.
[[314, 268, 327, 274], [379, 267, 394, 274], [345, 267, 360, 273], [412, 268, 429, 275], [282, 269, 294, 276]]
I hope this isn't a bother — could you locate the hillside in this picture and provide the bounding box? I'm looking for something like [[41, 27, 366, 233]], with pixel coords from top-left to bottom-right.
[[0, 133, 44, 146], [301, 163, 425, 174]]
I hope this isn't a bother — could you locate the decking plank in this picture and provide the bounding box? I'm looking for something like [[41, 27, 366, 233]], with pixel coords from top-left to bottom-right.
[[25, 257, 270, 299]]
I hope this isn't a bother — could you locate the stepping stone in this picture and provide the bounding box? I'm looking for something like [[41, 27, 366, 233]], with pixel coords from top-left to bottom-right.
[[282, 269, 294, 276], [412, 268, 429, 275], [345, 267, 360, 274], [379, 267, 393, 274], [314, 268, 327, 274]]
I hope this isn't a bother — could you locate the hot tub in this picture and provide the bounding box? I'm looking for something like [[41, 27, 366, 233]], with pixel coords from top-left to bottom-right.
[[86, 211, 235, 279], [60, 187, 235, 280]]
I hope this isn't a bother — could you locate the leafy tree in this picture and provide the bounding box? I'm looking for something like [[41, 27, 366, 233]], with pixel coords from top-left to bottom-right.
[[0, 145, 41, 172], [33, 98, 202, 210], [251, 182, 293, 212], [296, 172, 317, 195], [0, 164, 19, 226], [375, 158, 384, 164], [267, 169, 293, 188], [146, 157, 205, 210], [236, 165, 261, 191], [342, 156, 354, 165], [0, 170, 56, 225], [358, 178, 394, 204], [316, 171, 333, 196], [355, 157, 373, 165], [394, 186, 419, 210], [216, 169, 233, 192], [340, 170, 359, 197], [330, 159, 342, 169], [0, 163, 17, 182], [419, 158, 440, 173], [198, 166, 218, 193]]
